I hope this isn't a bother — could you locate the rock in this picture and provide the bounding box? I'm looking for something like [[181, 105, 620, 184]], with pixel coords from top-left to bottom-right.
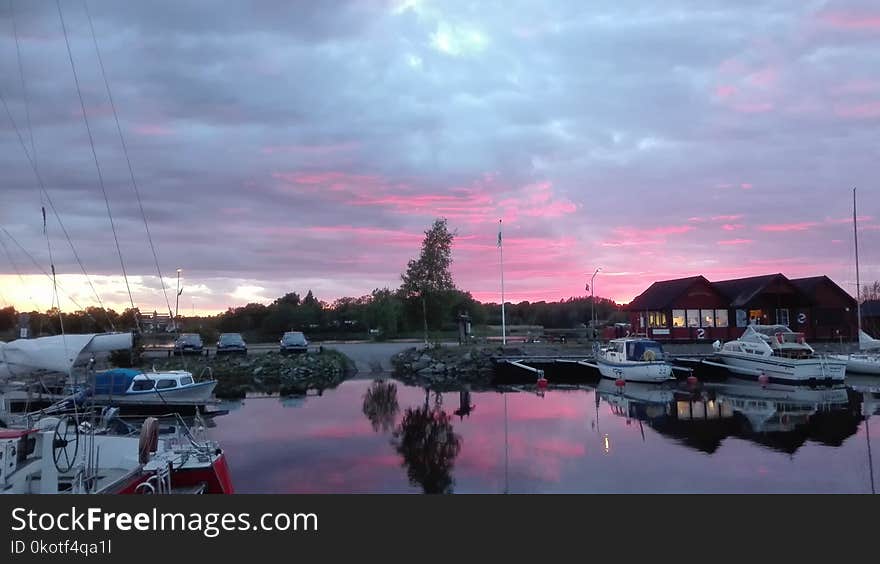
[[412, 359, 431, 371]]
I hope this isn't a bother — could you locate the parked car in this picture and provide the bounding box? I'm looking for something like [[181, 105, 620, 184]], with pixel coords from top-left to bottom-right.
[[216, 333, 247, 355], [280, 331, 309, 354], [173, 333, 204, 355]]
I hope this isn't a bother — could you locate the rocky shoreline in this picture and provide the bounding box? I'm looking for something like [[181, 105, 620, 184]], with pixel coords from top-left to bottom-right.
[[390, 345, 511, 390], [143, 349, 357, 399]]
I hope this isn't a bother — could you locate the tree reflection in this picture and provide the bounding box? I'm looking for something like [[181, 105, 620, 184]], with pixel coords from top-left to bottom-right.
[[392, 396, 462, 494], [362, 380, 399, 433]]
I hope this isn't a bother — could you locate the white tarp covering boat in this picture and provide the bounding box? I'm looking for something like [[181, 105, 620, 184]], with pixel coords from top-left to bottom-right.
[[0, 333, 132, 380], [859, 330, 880, 352]]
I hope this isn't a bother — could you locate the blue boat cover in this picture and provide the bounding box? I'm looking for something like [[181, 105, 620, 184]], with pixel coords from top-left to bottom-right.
[[626, 340, 665, 361], [93, 368, 141, 395]]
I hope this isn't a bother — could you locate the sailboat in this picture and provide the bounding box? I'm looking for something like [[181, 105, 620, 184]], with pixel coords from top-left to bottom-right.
[[829, 188, 880, 375]]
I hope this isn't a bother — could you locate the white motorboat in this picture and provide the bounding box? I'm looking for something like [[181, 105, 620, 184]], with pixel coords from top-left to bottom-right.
[[713, 325, 846, 383], [90, 368, 217, 405], [595, 338, 674, 383]]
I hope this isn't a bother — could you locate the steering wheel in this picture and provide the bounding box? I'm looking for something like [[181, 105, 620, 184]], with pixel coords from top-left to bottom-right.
[[52, 415, 80, 473]]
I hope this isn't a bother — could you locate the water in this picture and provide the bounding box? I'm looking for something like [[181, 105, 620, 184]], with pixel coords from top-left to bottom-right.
[[211, 376, 879, 493]]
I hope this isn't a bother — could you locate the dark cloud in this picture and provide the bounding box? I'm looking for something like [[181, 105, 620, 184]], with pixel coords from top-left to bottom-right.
[[1, 0, 878, 311]]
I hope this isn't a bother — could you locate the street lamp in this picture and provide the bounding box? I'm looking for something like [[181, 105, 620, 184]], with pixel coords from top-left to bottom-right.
[[175, 268, 182, 332], [590, 267, 601, 341]]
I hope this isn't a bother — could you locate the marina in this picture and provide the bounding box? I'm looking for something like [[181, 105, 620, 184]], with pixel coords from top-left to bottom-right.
[[0, 2, 878, 500]]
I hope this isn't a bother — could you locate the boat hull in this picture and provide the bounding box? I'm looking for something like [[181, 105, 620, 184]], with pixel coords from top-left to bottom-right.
[[716, 353, 846, 383], [103, 380, 217, 405], [596, 359, 672, 383], [828, 354, 880, 376]]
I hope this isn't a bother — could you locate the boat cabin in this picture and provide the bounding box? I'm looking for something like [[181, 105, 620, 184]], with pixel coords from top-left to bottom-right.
[[93, 369, 195, 395], [730, 325, 815, 359], [603, 338, 666, 363]]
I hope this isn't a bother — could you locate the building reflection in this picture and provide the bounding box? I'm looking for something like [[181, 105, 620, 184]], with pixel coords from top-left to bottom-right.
[[594, 378, 862, 455]]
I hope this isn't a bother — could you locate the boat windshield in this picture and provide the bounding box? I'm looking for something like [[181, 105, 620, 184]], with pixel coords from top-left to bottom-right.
[[751, 325, 793, 337], [627, 340, 664, 361]]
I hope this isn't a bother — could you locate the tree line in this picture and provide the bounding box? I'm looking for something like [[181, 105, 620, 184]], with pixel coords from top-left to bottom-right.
[[13, 218, 870, 342]]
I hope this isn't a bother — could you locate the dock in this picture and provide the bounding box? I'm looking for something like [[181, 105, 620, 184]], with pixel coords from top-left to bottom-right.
[[1, 389, 220, 415]]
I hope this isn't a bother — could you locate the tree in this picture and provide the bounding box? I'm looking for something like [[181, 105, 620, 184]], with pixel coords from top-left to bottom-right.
[[862, 281, 880, 303], [400, 218, 456, 343], [365, 288, 402, 337]]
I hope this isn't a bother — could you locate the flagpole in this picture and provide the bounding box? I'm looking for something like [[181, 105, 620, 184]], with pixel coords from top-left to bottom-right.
[[499, 219, 506, 346]]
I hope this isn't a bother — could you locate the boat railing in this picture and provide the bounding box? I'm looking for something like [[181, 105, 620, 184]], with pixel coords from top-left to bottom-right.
[[197, 366, 213, 382]]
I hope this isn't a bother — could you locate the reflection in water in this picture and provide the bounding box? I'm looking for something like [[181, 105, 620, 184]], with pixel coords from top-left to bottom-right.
[[595, 378, 861, 456], [454, 389, 475, 420], [362, 380, 399, 432], [392, 394, 462, 494], [211, 377, 878, 493]]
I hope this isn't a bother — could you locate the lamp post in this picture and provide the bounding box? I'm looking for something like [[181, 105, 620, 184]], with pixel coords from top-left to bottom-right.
[[174, 268, 182, 332], [590, 267, 601, 341]]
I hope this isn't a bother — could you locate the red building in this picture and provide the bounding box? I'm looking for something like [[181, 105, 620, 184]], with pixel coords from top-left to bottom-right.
[[625, 273, 857, 342]]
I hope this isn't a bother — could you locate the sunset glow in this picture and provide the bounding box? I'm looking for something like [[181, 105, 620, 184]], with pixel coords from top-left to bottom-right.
[[1, 1, 877, 315]]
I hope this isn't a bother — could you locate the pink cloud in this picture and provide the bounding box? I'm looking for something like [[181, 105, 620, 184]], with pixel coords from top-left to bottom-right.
[[715, 85, 736, 99], [600, 225, 694, 248], [712, 214, 743, 222], [717, 238, 754, 245], [721, 224, 744, 231], [819, 11, 880, 31], [747, 67, 778, 87], [835, 101, 880, 118], [740, 183, 753, 190], [758, 222, 818, 232]]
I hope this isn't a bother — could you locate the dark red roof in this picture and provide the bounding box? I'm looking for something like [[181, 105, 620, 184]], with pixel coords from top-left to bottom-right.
[[626, 276, 709, 311], [712, 273, 799, 308], [791, 275, 857, 307]]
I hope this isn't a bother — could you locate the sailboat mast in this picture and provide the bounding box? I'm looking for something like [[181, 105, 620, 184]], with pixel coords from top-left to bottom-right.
[[854, 187, 862, 340]]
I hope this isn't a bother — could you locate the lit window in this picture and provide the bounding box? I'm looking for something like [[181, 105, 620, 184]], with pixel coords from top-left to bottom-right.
[[672, 310, 686, 328], [686, 310, 700, 328], [700, 309, 715, 328], [648, 311, 667, 328], [715, 309, 729, 328]]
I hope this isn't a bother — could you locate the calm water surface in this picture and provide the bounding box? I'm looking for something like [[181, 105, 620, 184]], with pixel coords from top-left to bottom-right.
[[211, 376, 880, 493]]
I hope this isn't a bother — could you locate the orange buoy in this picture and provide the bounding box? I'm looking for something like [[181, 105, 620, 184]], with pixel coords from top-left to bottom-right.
[[758, 373, 769, 387], [537, 376, 549, 389], [686, 375, 698, 386], [615, 378, 626, 388]]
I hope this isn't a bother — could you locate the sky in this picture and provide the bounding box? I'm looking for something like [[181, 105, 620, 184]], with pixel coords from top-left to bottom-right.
[[0, 0, 878, 315]]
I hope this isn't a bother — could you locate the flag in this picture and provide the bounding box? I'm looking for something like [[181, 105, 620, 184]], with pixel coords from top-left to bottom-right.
[[497, 219, 502, 247], [585, 283, 590, 292]]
